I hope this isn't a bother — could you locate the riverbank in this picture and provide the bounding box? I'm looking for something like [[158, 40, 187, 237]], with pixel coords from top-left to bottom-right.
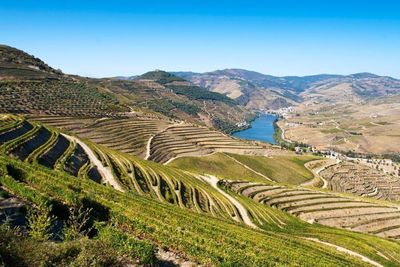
[[273, 119, 292, 146]]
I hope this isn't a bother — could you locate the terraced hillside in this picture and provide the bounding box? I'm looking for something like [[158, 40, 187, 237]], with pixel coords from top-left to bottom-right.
[[3, 114, 400, 266], [84, 70, 256, 133], [320, 161, 400, 201], [0, 45, 256, 134], [0, 115, 299, 229], [226, 181, 400, 239], [0, 115, 269, 224], [149, 124, 269, 163], [0, 116, 103, 183], [27, 115, 173, 158], [26, 114, 271, 163], [5, 156, 400, 266]]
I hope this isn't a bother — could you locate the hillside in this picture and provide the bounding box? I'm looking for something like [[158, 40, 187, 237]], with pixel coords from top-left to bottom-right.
[[174, 69, 400, 111], [0, 46, 256, 133], [278, 88, 400, 154], [0, 45, 62, 80], [1, 115, 400, 266]]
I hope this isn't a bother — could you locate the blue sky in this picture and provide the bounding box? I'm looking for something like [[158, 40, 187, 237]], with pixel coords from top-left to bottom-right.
[[1, 0, 399, 78]]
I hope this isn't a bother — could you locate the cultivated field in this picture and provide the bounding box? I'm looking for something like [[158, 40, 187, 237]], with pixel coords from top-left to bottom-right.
[[149, 124, 269, 163], [26, 114, 272, 163], [278, 95, 400, 154], [0, 80, 126, 116], [5, 156, 400, 266], [2, 114, 400, 266], [320, 161, 400, 201], [227, 180, 400, 239], [170, 152, 318, 184]]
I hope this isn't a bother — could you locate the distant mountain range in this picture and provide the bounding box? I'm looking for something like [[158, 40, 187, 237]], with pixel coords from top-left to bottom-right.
[[2, 43, 399, 116], [172, 69, 400, 110]]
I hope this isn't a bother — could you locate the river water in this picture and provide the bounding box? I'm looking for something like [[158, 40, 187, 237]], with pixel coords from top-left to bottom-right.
[[232, 114, 278, 144]]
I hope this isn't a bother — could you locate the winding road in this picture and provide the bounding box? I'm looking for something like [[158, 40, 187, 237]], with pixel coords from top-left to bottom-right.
[[62, 134, 124, 192], [144, 135, 154, 160], [199, 175, 258, 229]]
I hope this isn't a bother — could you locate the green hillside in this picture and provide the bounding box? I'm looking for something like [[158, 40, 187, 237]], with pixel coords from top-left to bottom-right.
[[2, 155, 400, 266], [169, 152, 318, 184]]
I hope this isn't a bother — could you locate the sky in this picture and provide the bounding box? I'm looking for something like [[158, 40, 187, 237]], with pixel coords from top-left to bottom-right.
[[1, 0, 400, 78]]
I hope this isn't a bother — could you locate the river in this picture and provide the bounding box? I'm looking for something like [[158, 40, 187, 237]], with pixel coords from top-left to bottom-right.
[[232, 114, 278, 144]]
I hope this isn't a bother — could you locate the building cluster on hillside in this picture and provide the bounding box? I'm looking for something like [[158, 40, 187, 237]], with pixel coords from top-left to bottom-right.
[[236, 120, 249, 128]]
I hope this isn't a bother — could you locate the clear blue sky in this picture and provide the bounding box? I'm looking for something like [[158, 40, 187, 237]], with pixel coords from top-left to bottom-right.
[[1, 0, 399, 78]]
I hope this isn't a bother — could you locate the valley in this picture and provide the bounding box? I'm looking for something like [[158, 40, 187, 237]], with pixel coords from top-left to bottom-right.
[[0, 45, 400, 267]]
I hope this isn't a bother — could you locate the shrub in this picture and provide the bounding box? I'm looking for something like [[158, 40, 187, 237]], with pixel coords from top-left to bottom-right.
[[26, 205, 54, 242]]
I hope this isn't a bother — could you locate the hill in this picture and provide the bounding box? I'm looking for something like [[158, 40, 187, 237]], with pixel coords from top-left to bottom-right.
[[0, 45, 61, 80], [87, 71, 254, 133], [174, 69, 400, 111], [1, 115, 400, 266], [0, 45, 255, 133]]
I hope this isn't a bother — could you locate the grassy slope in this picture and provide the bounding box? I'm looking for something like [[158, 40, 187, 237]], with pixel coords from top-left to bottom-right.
[[168, 153, 269, 183], [170, 152, 319, 184], [227, 153, 318, 184]]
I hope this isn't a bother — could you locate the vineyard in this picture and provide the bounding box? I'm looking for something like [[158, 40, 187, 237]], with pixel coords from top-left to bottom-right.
[[0, 115, 271, 223], [320, 161, 400, 201], [2, 155, 400, 266], [26, 114, 272, 163], [149, 124, 268, 163], [225, 180, 400, 239], [0, 80, 126, 116], [2, 114, 400, 266]]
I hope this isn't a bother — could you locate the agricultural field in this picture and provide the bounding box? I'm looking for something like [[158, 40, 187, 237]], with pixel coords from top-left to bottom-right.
[[278, 94, 400, 154], [226, 153, 319, 184], [3, 155, 400, 266], [26, 114, 272, 163], [2, 114, 400, 266], [169, 153, 271, 182], [0, 115, 248, 223], [226, 180, 400, 239], [149, 124, 269, 163], [1, 45, 400, 266], [169, 152, 318, 184], [27, 115, 173, 158], [0, 80, 126, 116], [320, 161, 400, 201], [84, 70, 256, 133]]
